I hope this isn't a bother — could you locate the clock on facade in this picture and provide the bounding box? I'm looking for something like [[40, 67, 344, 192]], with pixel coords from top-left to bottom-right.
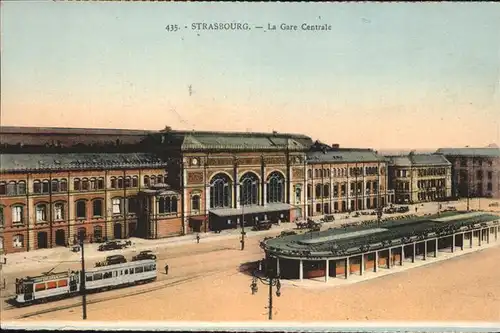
[[192, 158, 198, 166]]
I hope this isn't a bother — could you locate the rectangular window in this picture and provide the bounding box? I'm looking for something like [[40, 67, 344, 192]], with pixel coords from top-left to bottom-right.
[[12, 206, 23, 223], [42, 182, 50, 193], [46, 281, 57, 289], [36, 205, 47, 222], [129, 268, 134, 275], [86, 275, 93, 282], [112, 198, 121, 214], [135, 267, 143, 274], [97, 178, 104, 189], [54, 204, 64, 220], [57, 279, 68, 287], [35, 283, 46, 291], [93, 273, 102, 281]]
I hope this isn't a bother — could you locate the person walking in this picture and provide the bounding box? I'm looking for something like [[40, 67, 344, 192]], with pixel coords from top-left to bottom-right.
[[196, 234, 200, 244], [164, 264, 169, 275]]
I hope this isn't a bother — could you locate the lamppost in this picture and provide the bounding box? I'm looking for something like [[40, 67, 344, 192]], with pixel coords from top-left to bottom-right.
[[240, 200, 246, 251], [250, 266, 282, 320]]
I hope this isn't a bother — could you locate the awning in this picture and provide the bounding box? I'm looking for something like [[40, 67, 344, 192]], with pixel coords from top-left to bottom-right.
[[209, 203, 294, 217]]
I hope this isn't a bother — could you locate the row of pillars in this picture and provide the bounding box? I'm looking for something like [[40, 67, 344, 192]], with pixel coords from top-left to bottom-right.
[[275, 225, 499, 282]]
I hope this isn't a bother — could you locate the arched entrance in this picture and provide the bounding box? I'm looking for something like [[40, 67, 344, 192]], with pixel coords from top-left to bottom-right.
[[55, 229, 66, 246], [114, 223, 122, 239], [37, 232, 48, 249]]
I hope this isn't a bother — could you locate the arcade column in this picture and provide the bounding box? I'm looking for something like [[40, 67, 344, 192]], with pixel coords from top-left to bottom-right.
[[299, 259, 303, 281], [325, 259, 329, 283]]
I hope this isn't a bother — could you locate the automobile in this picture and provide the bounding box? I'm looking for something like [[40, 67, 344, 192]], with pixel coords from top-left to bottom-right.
[[132, 250, 157, 261], [105, 254, 127, 265], [98, 241, 125, 252]]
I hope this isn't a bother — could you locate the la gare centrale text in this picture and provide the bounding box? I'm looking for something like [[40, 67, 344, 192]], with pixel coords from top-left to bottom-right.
[[165, 22, 332, 32]]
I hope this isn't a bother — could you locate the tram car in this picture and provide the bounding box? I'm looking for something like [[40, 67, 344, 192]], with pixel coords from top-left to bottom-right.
[[14, 259, 157, 306]]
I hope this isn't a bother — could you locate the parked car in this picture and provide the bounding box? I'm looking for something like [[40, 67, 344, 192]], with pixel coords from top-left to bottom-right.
[[98, 241, 125, 252], [132, 250, 157, 261], [105, 254, 127, 265]]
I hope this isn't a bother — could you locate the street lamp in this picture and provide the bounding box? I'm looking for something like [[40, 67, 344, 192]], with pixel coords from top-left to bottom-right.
[[240, 196, 247, 251], [250, 267, 282, 320]]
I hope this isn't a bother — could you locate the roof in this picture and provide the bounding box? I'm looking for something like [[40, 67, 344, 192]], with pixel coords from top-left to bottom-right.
[[387, 154, 451, 166], [160, 131, 313, 152], [306, 149, 386, 164], [436, 147, 500, 158], [262, 211, 499, 259], [0, 153, 167, 172], [0, 126, 155, 135]]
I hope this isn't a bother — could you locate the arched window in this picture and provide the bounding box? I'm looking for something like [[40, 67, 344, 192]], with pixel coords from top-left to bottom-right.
[[117, 177, 124, 189], [42, 180, 50, 193], [17, 181, 27, 195], [0, 182, 5, 195], [76, 201, 86, 219], [323, 184, 330, 197], [307, 169, 312, 179], [315, 184, 322, 198], [54, 202, 65, 220], [82, 178, 89, 191], [33, 180, 42, 194], [240, 172, 259, 205], [307, 184, 312, 199], [93, 199, 103, 217], [60, 179, 68, 192], [210, 173, 232, 209], [191, 195, 200, 211], [110, 177, 117, 189], [157, 175, 163, 184], [90, 178, 97, 190], [150, 176, 156, 185], [97, 177, 104, 189], [0, 205, 4, 226], [124, 177, 131, 188], [171, 196, 178, 212], [132, 176, 138, 188], [144, 176, 150, 188], [158, 197, 165, 214], [267, 172, 284, 204], [294, 185, 302, 204], [51, 179, 59, 193], [314, 170, 319, 178], [165, 197, 171, 212]]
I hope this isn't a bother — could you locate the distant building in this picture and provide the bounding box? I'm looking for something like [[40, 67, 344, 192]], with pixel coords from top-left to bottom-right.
[[435, 146, 500, 199], [386, 153, 452, 204], [305, 141, 394, 216]]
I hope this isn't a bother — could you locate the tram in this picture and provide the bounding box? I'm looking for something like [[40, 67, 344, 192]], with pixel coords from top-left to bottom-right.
[[14, 259, 157, 306]]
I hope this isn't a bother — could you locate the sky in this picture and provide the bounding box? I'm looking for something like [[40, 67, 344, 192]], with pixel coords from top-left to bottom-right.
[[1, 2, 499, 150]]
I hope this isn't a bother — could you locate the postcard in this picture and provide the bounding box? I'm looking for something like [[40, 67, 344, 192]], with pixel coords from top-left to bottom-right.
[[1, 1, 499, 332]]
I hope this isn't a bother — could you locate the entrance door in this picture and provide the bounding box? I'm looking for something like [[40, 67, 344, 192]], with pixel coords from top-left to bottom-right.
[[128, 222, 137, 237], [114, 223, 122, 239], [55, 229, 66, 246], [37, 232, 48, 249], [24, 283, 34, 301]]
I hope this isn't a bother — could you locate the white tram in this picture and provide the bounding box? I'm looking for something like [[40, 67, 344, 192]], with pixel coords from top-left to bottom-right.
[[14, 259, 157, 305]]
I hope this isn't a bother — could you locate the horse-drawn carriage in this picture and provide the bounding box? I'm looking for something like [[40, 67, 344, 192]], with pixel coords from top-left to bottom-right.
[[252, 220, 272, 231], [295, 218, 322, 231]]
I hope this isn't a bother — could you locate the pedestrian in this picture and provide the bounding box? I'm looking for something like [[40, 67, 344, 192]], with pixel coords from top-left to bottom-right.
[[196, 234, 200, 244], [415, 207, 418, 213], [164, 264, 169, 275]]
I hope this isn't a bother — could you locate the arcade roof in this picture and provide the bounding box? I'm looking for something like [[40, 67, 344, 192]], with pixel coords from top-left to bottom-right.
[[306, 149, 386, 164], [262, 211, 499, 259]]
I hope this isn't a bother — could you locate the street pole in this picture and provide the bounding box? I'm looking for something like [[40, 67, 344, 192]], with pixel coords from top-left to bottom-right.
[[80, 234, 87, 320], [268, 276, 273, 320], [241, 202, 245, 251]]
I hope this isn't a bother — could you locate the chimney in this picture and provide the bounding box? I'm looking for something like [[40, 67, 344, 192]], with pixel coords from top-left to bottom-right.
[[331, 144, 340, 149]]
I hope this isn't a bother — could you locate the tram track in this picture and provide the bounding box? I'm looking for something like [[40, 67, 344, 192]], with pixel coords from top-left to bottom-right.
[[11, 267, 227, 319]]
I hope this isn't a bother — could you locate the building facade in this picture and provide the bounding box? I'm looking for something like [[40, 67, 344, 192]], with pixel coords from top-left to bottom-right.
[[305, 142, 394, 216], [387, 153, 452, 204], [435, 147, 500, 199]]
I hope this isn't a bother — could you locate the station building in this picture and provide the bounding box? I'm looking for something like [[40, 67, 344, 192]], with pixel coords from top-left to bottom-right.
[[436, 146, 500, 199], [386, 153, 452, 204], [305, 141, 394, 216], [0, 126, 313, 253], [261, 211, 499, 282]]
